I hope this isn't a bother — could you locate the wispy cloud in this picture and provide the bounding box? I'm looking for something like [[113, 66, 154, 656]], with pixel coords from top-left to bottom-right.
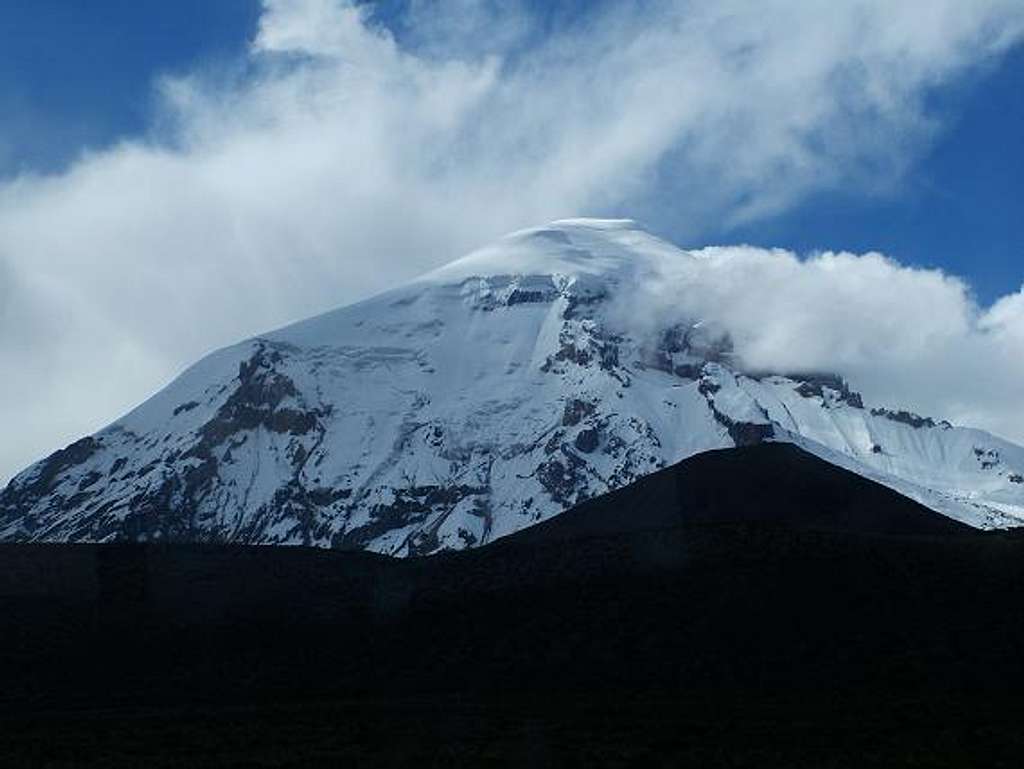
[[620, 245, 1024, 441], [1, 0, 1022, 480]]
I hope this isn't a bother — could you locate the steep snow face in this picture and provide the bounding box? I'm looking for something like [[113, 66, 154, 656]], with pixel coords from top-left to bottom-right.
[[3, 220, 1023, 552]]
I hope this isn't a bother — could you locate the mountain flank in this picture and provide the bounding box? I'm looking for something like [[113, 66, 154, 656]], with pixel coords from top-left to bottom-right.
[[4, 219, 1023, 552]]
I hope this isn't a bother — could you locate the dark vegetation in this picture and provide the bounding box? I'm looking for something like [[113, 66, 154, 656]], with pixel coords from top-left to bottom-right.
[[2, 444, 1023, 767]]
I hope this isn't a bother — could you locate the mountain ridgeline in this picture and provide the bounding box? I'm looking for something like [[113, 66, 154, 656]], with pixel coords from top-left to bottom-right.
[[2, 219, 1023, 552]]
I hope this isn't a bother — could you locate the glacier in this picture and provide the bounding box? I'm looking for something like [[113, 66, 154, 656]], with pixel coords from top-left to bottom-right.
[[3, 218, 1023, 553]]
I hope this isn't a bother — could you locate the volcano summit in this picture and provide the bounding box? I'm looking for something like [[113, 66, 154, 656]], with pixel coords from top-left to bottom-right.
[[3, 219, 1023, 552]]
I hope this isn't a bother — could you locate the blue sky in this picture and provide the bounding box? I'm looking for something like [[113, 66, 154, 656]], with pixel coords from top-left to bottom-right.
[[2, 0, 1020, 301], [0, 0, 259, 174], [1, 0, 1023, 481], [726, 43, 1024, 305]]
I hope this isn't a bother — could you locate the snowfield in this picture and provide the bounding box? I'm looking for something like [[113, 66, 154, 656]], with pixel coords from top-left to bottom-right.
[[3, 219, 1023, 553]]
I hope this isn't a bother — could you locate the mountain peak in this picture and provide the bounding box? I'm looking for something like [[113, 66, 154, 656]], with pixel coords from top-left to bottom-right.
[[3, 221, 1023, 552], [422, 217, 688, 287]]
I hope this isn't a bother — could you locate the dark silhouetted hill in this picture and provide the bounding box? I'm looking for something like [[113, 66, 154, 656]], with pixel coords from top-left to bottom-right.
[[1, 444, 1022, 767]]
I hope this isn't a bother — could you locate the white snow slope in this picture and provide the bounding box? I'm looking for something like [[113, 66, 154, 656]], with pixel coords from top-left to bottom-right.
[[3, 219, 1023, 553]]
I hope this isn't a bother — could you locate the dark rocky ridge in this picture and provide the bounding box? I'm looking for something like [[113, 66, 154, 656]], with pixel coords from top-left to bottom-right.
[[871, 406, 951, 429], [791, 372, 865, 408]]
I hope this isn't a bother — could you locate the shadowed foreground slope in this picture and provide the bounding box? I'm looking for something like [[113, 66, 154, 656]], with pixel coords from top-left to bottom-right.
[[2, 444, 1023, 767]]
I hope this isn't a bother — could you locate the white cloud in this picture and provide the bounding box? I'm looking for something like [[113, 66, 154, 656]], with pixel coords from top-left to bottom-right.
[[622, 246, 1024, 441], [1, 0, 1023, 481]]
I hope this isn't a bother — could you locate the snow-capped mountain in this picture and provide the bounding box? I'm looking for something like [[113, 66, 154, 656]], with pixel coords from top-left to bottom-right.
[[3, 219, 1023, 553]]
